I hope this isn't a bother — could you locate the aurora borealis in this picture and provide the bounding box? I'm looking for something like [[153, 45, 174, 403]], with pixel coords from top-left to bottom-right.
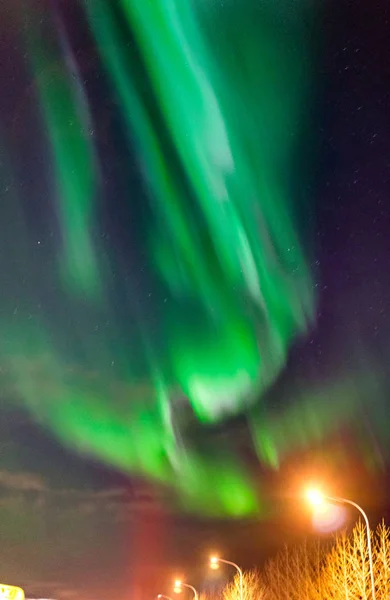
[[0, 0, 318, 516], [1, 0, 389, 529]]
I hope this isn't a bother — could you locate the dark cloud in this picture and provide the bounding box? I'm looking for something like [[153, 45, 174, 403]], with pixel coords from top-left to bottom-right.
[[0, 471, 47, 492], [0, 469, 165, 515]]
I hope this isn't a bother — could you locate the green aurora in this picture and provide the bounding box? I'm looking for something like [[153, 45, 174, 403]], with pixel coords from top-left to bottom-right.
[[1, 0, 321, 516]]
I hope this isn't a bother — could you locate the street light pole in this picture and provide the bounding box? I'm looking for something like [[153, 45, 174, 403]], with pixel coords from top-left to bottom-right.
[[182, 584, 198, 600], [174, 581, 198, 600], [210, 557, 243, 600], [326, 495, 376, 600], [306, 490, 376, 600]]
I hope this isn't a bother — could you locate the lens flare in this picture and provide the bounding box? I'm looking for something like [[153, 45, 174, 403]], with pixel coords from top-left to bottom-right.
[[312, 503, 347, 534]]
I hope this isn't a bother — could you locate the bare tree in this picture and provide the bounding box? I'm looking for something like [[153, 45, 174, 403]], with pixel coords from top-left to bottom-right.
[[374, 520, 390, 600], [222, 570, 264, 600], [322, 530, 355, 600], [263, 539, 325, 600], [321, 521, 372, 600], [200, 591, 220, 600]]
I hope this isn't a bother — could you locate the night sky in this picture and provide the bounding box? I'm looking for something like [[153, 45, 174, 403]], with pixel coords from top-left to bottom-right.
[[1, 1, 390, 600]]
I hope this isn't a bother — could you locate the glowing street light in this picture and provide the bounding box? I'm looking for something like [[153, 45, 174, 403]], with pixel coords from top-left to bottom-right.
[[305, 488, 376, 600], [173, 580, 198, 600], [306, 488, 324, 506], [209, 556, 243, 600]]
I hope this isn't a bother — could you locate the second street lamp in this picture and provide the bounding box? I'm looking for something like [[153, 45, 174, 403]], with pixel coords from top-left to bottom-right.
[[306, 488, 376, 600], [209, 556, 243, 600], [173, 580, 198, 600]]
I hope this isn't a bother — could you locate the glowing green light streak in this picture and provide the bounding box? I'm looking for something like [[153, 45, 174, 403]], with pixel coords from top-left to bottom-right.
[[27, 15, 100, 297], [3, 0, 320, 516], [84, 0, 314, 421]]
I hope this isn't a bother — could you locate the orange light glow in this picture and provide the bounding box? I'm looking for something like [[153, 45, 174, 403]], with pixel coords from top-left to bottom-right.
[[306, 488, 324, 506], [210, 556, 219, 570]]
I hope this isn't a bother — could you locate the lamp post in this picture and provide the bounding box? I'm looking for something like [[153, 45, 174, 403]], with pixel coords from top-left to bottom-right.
[[174, 580, 198, 600], [306, 489, 376, 600], [210, 556, 243, 600]]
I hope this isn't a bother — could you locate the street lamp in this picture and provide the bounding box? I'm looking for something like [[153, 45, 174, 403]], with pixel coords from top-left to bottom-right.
[[209, 556, 243, 600], [173, 580, 198, 600], [306, 488, 376, 600]]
